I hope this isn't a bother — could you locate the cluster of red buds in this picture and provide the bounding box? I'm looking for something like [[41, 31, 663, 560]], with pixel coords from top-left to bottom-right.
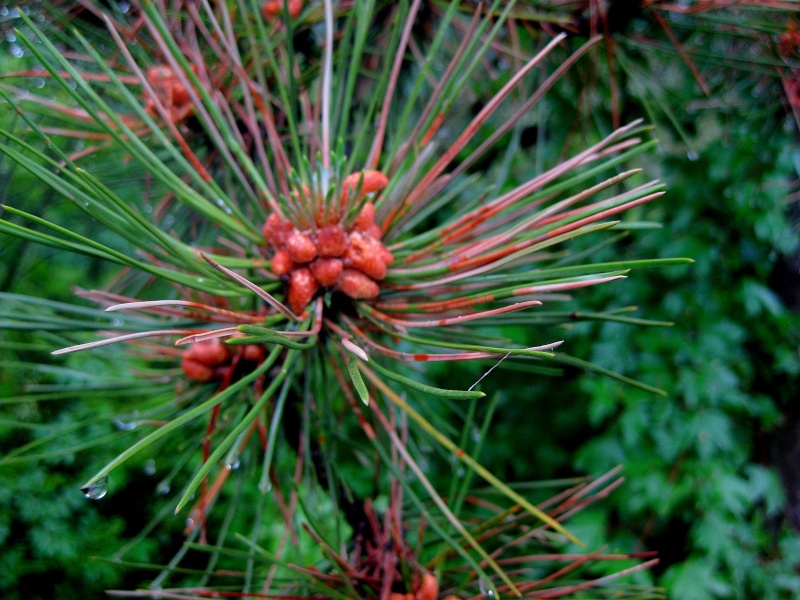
[[388, 574, 457, 600], [181, 338, 266, 382], [261, 0, 303, 20], [263, 170, 395, 315], [143, 65, 196, 124]]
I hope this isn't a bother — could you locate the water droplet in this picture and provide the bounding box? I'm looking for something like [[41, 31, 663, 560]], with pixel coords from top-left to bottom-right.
[[5, 32, 16, 42], [34, 77, 45, 89], [0, 7, 8, 16], [456, 467, 465, 478], [185, 518, 194, 528], [686, 150, 699, 161], [258, 479, 273, 494], [112, 318, 124, 327], [119, 0, 132, 13], [156, 482, 171, 495], [224, 207, 232, 215], [114, 418, 138, 431], [479, 578, 495, 598], [82, 476, 109, 500], [9, 44, 24, 58], [197, 277, 204, 283], [225, 459, 240, 471], [144, 459, 156, 476], [470, 426, 481, 443], [162, 215, 175, 227], [215, 198, 226, 207]]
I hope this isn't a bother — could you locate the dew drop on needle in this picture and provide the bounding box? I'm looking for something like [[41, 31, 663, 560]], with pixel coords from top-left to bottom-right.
[[81, 476, 109, 500]]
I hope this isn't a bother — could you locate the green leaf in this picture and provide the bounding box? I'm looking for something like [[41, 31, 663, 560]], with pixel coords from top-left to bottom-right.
[[367, 358, 485, 400], [346, 359, 369, 406]]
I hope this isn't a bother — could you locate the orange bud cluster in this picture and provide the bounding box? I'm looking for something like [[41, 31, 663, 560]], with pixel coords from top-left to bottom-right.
[[181, 339, 266, 382], [144, 65, 196, 124], [388, 573, 457, 600], [261, 0, 303, 20], [263, 172, 394, 315]]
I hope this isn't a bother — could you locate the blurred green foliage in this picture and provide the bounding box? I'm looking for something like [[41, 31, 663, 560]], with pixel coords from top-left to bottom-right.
[[483, 8, 800, 599], [569, 115, 800, 599]]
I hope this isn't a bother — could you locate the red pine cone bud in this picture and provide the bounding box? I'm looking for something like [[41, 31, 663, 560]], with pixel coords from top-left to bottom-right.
[[288, 267, 319, 314], [316, 225, 349, 257], [337, 269, 379, 300], [270, 249, 295, 276], [263, 213, 294, 248], [310, 258, 343, 287], [352, 202, 376, 234], [186, 338, 231, 367], [344, 234, 389, 281], [241, 344, 266, 362], [286, 232, 318, 263], [341, 171, 389, 202], [416, 574, 439, 600], [181, 356, 215, 382]]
